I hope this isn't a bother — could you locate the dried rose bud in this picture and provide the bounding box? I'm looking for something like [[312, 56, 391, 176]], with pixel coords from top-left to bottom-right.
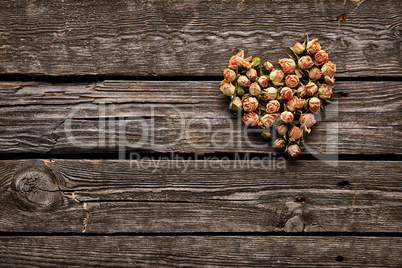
[[321, 61, 336, 77], [306, 81, 318, 96], [242, 96, 259, 113], [288, 126, 303, 141], [308, 68, 322, 81], [275, 138, 286, 149], [298, 56, 314, 70], [261, 131, 271, 139], [229, 96, 242, 111], [281, 111, 294, 123], [276, 125, 288, 136], [242, 112, 259, 127], [296, 98, 304, 109], [259, 114, 277, 129], [285, 75, 299, 88], [306, 39, 321, 54], [293, 42, 305, 54], [266, 100, 281, 114], [280, 87, 294, 101], [228, 50, 252, 70], [299, 113, 316, 134], [324, 75, 335, 85], [246, 68, 258, 81], [309, 97, 321, 113], [263, 61, 274, 71], [237, 75, 251, 87], [220, 82, 236, 96], [319, 84, 332, 99], [286, 96, 298, 112], [278, 58, 296, 75], [297, 85, 307, 98], [287, 144, 301, 157], [223, 68, 236, 83], [262, 87, 277, 101], [237, 85, 245, 96], [249, 82, 262, 96], [314, 50, 328, 66], [258, 75, 269, 88], [270, 69, 284, 86]]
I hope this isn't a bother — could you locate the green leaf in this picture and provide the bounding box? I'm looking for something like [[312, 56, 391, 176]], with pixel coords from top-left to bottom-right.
[[303, 99, 309, 109], [324, 98, 332, 103], [252, 57, 261, 67]]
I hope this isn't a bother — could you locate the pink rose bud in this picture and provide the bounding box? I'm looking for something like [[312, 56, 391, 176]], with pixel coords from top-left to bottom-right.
[[274, 138, 286, 149], [258, 114, 277, 129], [293, 42, 305, 54], [308, 67, 322, 81], [242, 96, 259, 113], [321, 61, 336, 77], [249, 82, 262, 96], [298, 56, 314, 70], [262, 87, 277, 101], [228, 50, 244, 70], [286, 96, 299, 112], [278, 58, 296, 75], [280, 87, 294, 101], [324, 75, 335, 85], [229, 96, 242, 111], [306, 39, 321, 54], [305, 81, 318, 96], [237, 75, 251, 87], [223, 68, 236, 83], [319, 84, 332, 99], [258, 75, 269, 88], [276, 125, 288, 136], [270, 69, 284, 86], [299, 113, 316, 134], [309, 97, 321, 113], [220, 82, 236, 96], [297, 85, 307, 98], [285, 75, 300, 88], [242, 112, 259, 127], [314, 50, 328, 66], [287, 144, 301, 157], [296, 98, 305, 109], [281, 111, 294, 123], [288, 126, 303, 141], [266, 100, 281, 114], [246, 68, 258, 81], [263, 61, 274, 71]]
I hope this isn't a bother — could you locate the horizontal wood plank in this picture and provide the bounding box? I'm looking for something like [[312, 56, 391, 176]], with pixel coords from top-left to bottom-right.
[[0, 0, 401, 76], [0, 236, 401, 267], [0, 159, 400, 233]]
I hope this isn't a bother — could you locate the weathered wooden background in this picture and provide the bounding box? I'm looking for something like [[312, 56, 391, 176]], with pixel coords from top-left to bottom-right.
[[0, 0, 401, 267]]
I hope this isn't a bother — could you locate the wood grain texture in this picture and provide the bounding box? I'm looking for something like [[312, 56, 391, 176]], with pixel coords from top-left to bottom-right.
[[0, 159, 401, 233], [0, 0, 401, 76], [0, 236, 401, 267], [0, 81, 401, 155]]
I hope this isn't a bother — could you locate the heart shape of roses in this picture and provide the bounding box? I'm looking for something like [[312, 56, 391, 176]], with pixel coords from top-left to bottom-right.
[[220, 36, 335, 157]]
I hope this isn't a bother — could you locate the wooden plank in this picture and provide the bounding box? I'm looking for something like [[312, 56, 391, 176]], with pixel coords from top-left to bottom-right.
[[0, 236, 401, 267], [0, 0, 401, 76], [0, 159, 400, 233], [0, 81, 401, 155]]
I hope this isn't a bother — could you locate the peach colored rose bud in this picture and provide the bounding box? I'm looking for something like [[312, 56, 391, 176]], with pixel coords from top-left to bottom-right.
[[262, 87, 277, 101], [276, 125, 288, 136], [220, 82, 236, 96], [258, 75, 269, 88], [305, 81, 318, 96], [223, 68, 236, 83], [299, 113, 316, 134], [297, 85, 307, 98], [263, 61, 274, 71], [288, 126, 303, 141], [261, 131, 271, 139], [298, 56, 314, 70], [309, 97, 321, 113], [321, 61, 336, 77], [286, 96, 298, 112], [314, 50, 328, 66], [285, 75, 299, 88], [229, 96, 242, 111], [308, 67, 322, 81], [237, 75, 251, 87], [228, 50, 253, 70], [278, 58, 296, 75], [242, 112, 259, 127], [287, 144, 301, 157], [270, 69, 284, 86], [293, 42, 305, 54], [324, 75, 335, 85], [258, 114, 277, 129], [246, 68, 258, 81], [281, 111, 294, 123], [280, 87, 294, 101], [319, 84, 332, 99], [266, 100, 281, 114], [274, 138, 286, 149], [242, 96, 259, 113], [296, 98, 304, 109], [306, 39, 321, 54], [249, 82, 262, 96]]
